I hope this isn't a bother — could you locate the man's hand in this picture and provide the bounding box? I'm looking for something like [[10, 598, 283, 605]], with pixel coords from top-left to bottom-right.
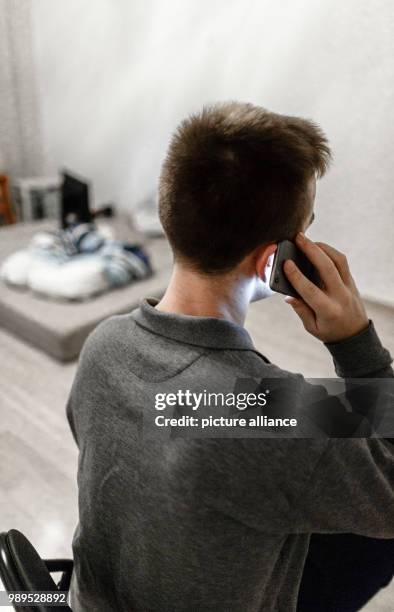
[[283, 233, 369, 343]]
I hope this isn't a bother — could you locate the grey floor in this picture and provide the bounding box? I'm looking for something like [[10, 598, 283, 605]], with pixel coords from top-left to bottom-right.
[[0, 294, 393, 610]]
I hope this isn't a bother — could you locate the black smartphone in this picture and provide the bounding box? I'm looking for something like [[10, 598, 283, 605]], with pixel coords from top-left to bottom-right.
[[269, 240, 321, 298]]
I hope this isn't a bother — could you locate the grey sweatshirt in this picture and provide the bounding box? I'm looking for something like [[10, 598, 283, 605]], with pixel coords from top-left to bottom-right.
[[67, 298, 394, 612]]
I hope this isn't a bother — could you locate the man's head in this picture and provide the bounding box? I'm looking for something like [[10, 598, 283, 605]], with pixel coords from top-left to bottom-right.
[[159, 102, 331, 293]]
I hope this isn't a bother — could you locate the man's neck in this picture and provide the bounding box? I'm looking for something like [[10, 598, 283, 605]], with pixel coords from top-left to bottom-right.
[[156, 264, 253, 327]]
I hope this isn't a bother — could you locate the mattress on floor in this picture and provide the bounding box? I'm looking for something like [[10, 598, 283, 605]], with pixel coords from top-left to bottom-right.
[[0, 218, 172, 361]]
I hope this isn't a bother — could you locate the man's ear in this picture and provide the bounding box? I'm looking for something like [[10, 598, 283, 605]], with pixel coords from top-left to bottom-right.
[[254, 243, 277, 282]]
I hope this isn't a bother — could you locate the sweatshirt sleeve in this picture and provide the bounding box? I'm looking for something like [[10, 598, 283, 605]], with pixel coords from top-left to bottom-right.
[[65, 319, 109, 448], [293, 321, 394, 537], [324, 320, 393, 378]]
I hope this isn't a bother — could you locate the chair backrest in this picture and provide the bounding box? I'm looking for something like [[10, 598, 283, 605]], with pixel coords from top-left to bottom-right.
[[0, 530, 72, 612]]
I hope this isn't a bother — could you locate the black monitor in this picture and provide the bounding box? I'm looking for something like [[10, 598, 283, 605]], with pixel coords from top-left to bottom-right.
[[61, 171, 92, 228]]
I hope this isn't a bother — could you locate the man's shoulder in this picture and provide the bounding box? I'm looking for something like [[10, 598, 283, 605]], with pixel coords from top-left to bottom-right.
[[79, 309, 305, 387], [216, 347, 304, 383], [91, 311, 135, 342], [80, 312, 136, 363]]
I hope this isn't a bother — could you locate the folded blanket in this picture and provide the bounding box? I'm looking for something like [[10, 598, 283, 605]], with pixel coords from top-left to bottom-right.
[[0, 223, 152, 300], [31, 222, 110, 256]]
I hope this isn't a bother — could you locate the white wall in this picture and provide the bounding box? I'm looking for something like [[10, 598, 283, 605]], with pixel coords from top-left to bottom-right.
[[30, 0, 394, 304]]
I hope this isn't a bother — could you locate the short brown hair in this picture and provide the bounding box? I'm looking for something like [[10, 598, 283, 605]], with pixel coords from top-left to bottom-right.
[[159, 101, 331, 273]]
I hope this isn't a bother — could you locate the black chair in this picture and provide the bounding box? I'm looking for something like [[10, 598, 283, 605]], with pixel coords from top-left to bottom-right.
[[0, 530, 73, 611]]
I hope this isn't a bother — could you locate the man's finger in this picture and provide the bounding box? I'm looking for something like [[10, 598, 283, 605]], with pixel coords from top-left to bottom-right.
[[315, 242, 353, 287], [284, 296, 316, 332], [283, 259, 331, 310], [295, 233, 344, 294]]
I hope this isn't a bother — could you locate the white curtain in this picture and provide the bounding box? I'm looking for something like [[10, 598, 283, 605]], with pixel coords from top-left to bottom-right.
[[0, 0, 43, 177]]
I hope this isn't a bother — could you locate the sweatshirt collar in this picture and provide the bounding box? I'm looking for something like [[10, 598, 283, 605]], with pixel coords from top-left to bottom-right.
[[132, 298, 255, 351]]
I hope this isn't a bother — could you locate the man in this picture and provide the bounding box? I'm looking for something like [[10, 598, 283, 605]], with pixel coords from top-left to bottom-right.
[[67, 102, 394, 611]]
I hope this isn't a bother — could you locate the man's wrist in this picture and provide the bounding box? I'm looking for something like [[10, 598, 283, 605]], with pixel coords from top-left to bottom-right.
[[324, 320, 393, 377], [325, 319, 370, 345]]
